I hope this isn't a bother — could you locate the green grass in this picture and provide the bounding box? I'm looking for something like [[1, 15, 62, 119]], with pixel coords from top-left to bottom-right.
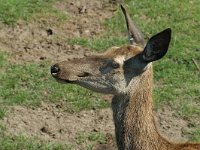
[[191, 129, 200, 142], [0, 0, 66, 25], [0, 129, 105, 150], [0, 135, 72, 150], [0, 123, 71, 150], [179, 100, 200, 119], [0, 130, 105, 150], [76, 132, 106, 144], [75, 132, 106, 150], [69, 37, 127, 52], [0, 107, 7, 119]]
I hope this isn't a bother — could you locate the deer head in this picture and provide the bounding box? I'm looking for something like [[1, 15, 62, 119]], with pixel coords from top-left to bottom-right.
[[51, 6, 171, 95]]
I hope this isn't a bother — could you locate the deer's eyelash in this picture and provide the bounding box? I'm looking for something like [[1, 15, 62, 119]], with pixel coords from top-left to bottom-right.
[[111, 61, 120, 69]]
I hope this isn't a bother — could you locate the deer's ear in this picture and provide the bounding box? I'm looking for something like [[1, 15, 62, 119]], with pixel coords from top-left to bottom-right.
[[141, 28, 171, 63]]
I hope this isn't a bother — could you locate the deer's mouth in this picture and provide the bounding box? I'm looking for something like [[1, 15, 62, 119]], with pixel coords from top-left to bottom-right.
[[53, 77, 76, 84], [51, 72, 91, 84], [51, 64, 93, 84], [64, 80, 73, 83]]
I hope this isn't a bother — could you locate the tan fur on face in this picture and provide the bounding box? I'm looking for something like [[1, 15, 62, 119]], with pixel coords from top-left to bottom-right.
[[51, 5, 200, 150], [104, 45, 143, 60], [52, 31, 200, 150], [114, 55, 125, 65], [53, 43, 200, 150]]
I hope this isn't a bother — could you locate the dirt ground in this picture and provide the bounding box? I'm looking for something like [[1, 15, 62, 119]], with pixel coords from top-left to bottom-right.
[[0, 0, 198, 149]]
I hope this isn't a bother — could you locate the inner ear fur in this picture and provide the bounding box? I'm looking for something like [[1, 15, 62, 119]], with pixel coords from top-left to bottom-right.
[[141, 28, 172, 63]]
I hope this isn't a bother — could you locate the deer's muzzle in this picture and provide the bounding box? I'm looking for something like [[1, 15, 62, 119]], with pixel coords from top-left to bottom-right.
[[51, 64, 60, 75]]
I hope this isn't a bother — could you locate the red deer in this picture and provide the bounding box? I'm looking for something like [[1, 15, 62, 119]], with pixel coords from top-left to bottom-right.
[[51, 5, 200, 150]]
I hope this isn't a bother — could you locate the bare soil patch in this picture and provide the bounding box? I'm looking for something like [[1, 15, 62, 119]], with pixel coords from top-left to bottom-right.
[[2, 103, 194, 149], [0, 0, 118, 64], [2, 103, 115, 149]]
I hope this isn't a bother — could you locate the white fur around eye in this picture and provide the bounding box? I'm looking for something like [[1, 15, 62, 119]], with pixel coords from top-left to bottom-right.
[[114, 56, 125, 65]]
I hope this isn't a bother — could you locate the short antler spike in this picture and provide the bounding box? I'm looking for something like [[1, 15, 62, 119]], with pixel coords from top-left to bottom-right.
[[121, 5, 145, 46]]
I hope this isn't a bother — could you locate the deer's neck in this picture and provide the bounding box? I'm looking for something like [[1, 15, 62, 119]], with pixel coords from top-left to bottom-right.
[[111, 67, 170, 150]]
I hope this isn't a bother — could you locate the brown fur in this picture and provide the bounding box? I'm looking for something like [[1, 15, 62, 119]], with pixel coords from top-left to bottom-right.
[[113, 65, 200, 150], [52, 45, 200, 150], [51, 6, 200, 149], [104, 45, 143, 59]]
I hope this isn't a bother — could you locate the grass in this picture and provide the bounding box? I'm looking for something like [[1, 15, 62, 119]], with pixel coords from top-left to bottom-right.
[[0, 0, 199, 148], [179, 100, 200, 119], [0, 0, 66, 25], [0, 107, 7, 119], [76, 132, 106, 149], [191, 129, 200, 142], [0, 135, 72, 150], [0, 122, 72, 150], [0, 128, 106, 150]]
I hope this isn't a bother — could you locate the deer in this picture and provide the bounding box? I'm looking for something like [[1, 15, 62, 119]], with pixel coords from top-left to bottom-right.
[[51, 5, 200, 150]]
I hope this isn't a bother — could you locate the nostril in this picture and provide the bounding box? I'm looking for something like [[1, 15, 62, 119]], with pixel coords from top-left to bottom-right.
[[51, 64, 60, 74]]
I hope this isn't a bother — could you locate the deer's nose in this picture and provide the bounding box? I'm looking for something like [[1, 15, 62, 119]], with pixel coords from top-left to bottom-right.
[[51, 64, 60, 75]]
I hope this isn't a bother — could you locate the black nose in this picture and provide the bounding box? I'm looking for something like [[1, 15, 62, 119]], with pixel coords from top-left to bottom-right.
[[51, 64, 60, 74]]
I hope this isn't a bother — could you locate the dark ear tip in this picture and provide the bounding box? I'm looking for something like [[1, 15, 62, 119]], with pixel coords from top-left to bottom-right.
[[163, 28, 172, 36], [166, 28, 172, 32], [120, 5, 125, 11]]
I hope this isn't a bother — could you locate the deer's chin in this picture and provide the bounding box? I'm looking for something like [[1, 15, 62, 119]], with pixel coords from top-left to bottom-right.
[[63, 80, 76, 84]]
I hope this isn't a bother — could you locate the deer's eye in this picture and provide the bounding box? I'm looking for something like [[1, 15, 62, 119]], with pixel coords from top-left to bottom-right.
[[99, 60, 119, 74], [111, 61, 120, 69]]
